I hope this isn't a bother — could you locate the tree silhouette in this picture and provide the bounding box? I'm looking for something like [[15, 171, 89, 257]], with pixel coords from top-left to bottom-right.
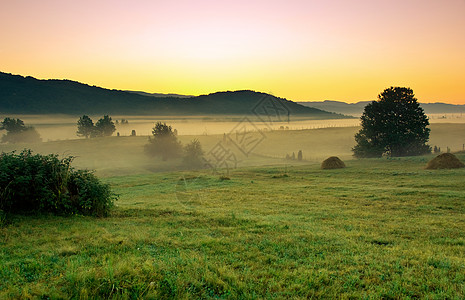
[[94, 115, 116, 137], [0, 118, 25, 133], [0, 118, 41, 143], [145, 122, 182, 160], [76, 115, 94, 138], [353, 87, 431, 157]]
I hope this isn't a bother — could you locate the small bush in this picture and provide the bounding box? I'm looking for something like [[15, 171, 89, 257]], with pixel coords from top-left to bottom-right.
[[0, 150, 116, 216], [321, 156, 346, 169]]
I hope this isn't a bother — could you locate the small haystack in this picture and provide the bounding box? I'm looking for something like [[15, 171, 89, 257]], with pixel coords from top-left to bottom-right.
[[321, 156, 346, 169], [425, 153, 465, 169]]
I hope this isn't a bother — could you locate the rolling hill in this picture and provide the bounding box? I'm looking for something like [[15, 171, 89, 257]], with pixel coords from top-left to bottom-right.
[[299, 100, 465, 116], [0, 72, 346, 118]]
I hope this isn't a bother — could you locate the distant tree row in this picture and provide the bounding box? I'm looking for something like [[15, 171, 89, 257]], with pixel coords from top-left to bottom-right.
[[115, 119, 129, 125], [77, 115, 116, 138], [0, 118, 41, 143]]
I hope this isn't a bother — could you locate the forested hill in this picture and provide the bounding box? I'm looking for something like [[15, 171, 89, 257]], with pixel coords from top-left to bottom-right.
[[0, 72, 345, 118]]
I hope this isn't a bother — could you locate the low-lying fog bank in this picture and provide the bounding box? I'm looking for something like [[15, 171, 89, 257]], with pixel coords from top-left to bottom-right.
[[1, 120, 464, 177], [0, 115, 361, 142], [3, 114, 463, 142]]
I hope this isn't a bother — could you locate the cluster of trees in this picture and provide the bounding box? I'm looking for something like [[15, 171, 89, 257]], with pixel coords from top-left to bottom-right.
[[353, 87, 431, 158], [115, 119, 129, 125], [286, 150, 303, 161], [145, 122, 205, 168], [0, 118, 41, 143], [76, 115, 116, 138]]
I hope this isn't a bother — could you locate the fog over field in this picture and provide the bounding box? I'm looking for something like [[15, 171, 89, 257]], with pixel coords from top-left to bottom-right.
[[1, 115, 464, 177], [1, 115, 361, 141], [3, 113, 465, 142]]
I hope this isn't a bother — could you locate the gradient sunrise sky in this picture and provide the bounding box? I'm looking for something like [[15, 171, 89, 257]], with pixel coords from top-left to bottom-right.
[[1, 0, 464, 103]]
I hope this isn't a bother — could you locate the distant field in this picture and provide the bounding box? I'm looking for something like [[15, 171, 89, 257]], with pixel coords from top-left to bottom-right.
[[1, 155, 464, 298], [0, 115, 360, 141]]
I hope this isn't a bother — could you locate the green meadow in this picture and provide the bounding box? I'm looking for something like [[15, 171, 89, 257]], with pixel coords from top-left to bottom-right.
[[1, 123, 465, 298]]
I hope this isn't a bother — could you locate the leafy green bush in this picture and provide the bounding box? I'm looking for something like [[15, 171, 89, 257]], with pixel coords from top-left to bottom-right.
[[0, 150, 116, 216]]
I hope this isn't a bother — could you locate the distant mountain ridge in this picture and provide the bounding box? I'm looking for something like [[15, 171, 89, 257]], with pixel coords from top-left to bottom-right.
[[0, 72, 346, 118], [299, 100, 465, 116], [125, 91, 193, 98]]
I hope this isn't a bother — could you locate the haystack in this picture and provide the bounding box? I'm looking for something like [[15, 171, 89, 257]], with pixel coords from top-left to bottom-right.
[[321, 156, 346, 169], [425, 153, 465, 169]]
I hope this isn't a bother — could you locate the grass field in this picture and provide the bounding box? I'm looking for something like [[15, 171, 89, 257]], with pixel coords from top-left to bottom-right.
[[1, 153, 465, 298], [1, 122, 465, 298]]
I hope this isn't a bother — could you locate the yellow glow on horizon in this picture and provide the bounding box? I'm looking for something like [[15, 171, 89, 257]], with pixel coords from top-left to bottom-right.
[[1, 0, 464, 104]]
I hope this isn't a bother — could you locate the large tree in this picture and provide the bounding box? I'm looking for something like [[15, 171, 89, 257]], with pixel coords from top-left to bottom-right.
[[144, 122, 182, 160], [352, 87, 431, 158]]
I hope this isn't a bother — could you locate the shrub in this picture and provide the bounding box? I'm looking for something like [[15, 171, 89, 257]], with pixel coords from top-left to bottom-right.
[[0, 150, 116, 216]]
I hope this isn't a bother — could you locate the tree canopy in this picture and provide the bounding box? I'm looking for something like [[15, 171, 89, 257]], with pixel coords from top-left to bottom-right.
[[94, 115, 116, 137], [352, 87, 431, 158], [0, 118, 26, 133], [76, 115, 94, 138], [144, 122, 182, 160]]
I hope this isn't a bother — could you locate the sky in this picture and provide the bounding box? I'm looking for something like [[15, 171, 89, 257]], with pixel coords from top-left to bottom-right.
[[1, 0, 464, 104]]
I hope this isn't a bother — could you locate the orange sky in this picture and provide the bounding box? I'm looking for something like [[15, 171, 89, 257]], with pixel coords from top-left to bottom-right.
[[1, 0, 464, 103]]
